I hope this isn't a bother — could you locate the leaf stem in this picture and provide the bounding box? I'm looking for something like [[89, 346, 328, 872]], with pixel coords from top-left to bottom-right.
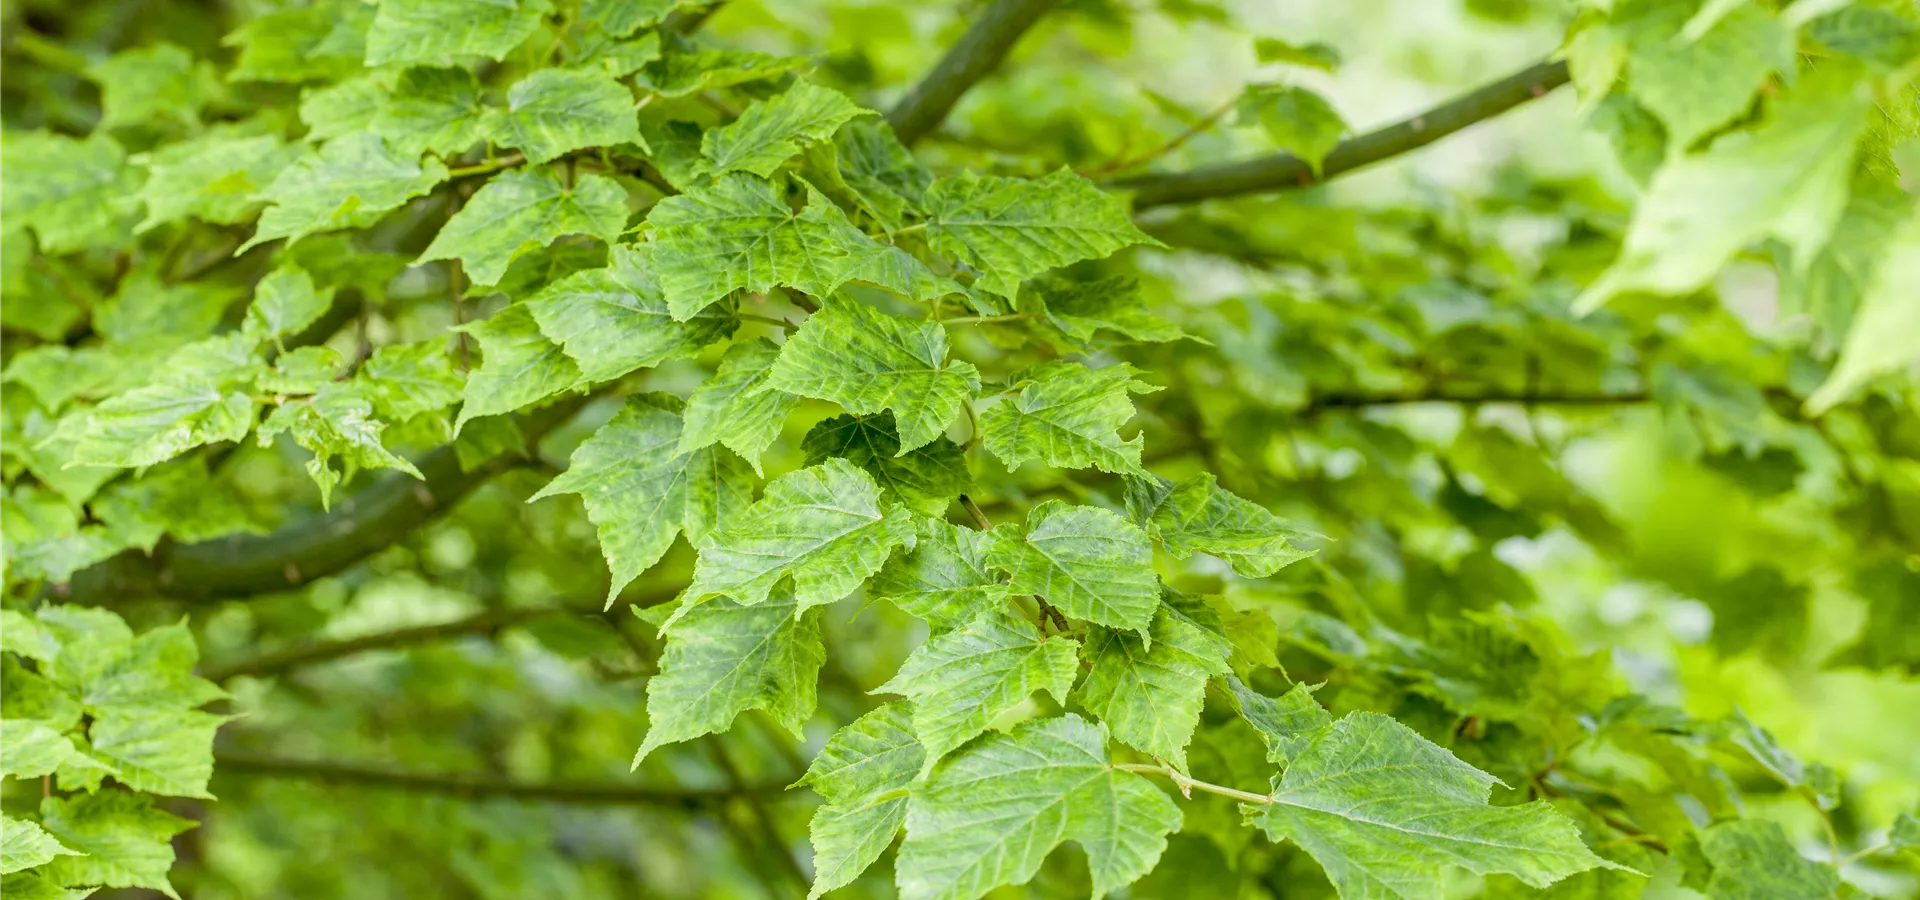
[[447, 153, 526, 178], [941, 312, 1043, 326], [738, 312, 797, 332], [1115, 762, 1272, 805]]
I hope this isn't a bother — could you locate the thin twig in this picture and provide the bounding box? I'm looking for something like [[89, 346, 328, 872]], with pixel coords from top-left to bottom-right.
[[201, 607, 578, 681], [213, 752, 788, 808], [1114, 761, 1272, 805], [447, 153, 526, 179], [1081, 91, 1244, 177], [1111, 59, 1570, 208]]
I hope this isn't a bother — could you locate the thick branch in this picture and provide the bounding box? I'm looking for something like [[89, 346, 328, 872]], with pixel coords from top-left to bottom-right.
[[1111, 59, 1571, 209], [887, 0, 1060, 146], [63, 394, 595, 606], [213, 753, 789, 808]]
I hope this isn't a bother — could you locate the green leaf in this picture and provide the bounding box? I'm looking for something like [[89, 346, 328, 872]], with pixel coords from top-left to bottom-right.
[[568, 30, 663, 77], [419, 168, 629, 287], [36, 792, 195, 898], [370, 66, 490, 156], [1125, 472, 1313, 577], [490, 68, 644, 165], [1, 132, 141, 254], [1699, 820, 1838, 900], [0, 871, 89, 900], [530, 395, 751, 604], [986, 500, 1160, 635], [1621, 2, 1794, 149], [832, 120, 931, 232], [223, 1, 370, 83], [798, 702, 925, 899], [355, 341, 466, 422], [581, 0, 687, 36], [364, 0, 552, 66], [69, 383, 254, 468], [1072, 597, 1231, 769], [1237, 84, 1346, 174], [136, 132, 302, 232], [1022, 276, 1189, 347], [633, 589, 823, 764], [0, 609, 59, 661], [34, 611, 223, 715], [700, 81, 872, 178], [242, 265, 334, 341], [766, 300, 980, 453], [638, 44, 807, 97], [874, 607, 1079, 772], [526, 245, 735, 384], [243, 134, 450, 251], [923, 169, 1159, 297], [1228, 677, 1331, 766], [1890, 812, 1920, 851], [645, 174, 875, 318], [1254, 37, 1341, 70], [260, 383, 423, 507], [1809, 211, 1920, 412], [870, 518, 1009, 631], [91, 457, 256, 551], [452, 304, 582, 433], [980, 361, 1152, 476], [678, 337, 800, 473], [1576, 71, 1871, 313], [800, 414, 969, 517], [1, 815, 75, 876], [684, 457, 915, 611], [299, 76, 387, 143], [86, 709, 225, 799], [87, 42, 217, 130], [1254, 712, 1610, 900], [895, 714, 1181, 900]]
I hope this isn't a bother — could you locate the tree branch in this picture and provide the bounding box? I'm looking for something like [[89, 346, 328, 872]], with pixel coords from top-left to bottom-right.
[[1110, 59, 1571, 209], [1303, 388, 1651, 413], [213, 753, 791, 808], [63, 393, 597, 606], [886, 0, 1060, 146], [201, 607, 571, 682]]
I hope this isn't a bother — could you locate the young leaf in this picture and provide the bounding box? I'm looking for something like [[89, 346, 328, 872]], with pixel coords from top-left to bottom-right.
[[1254, 37, 1341, 70], [69, 383, 254, 469], [1, 132, 140, 254], [869, 519, 1010, 630], [87, 42, 216, 130], [243, 133, 450, 251], [632, 589, 823, 764], [490, 68, 644, 165], [1022, 276, 1188, 347], [242, 265, 334, 341], [525, 245, 737, 384], [765, 300, 981, 453], [677, 338, 801, 473], [873, 606, 1079, 773], [1071, 598, 1232, 770], [987, 500, 1160, 635], [683, 458, 915, 611], [355, 342, 465, 422], [86, 709, 226, 799], [797, 702, 926, 899], [1621, 2, 1794, 150], [1809, 213, 1920, 412], [1125, 472, 1313, 577], [418, 168, 629, 287], [980, 361, 1151, 476], [800, 414, 970, 517], [1699, 820, 1838, 900], [895, 715, 1182, 900], [700, 81, 872, 178], [452, 304, 582, 432], [922, 169, 1159, 297], [370, 66, 489, 156], [530, 395, 751, 605], [1576, 72, 1870, 313], [1255, 713, 1610, 900], [136, 132, 301, 231], [1237, 84, 1346, 174], [259, 383, 423, 507], [645, 175, 873, 318], [2, 815, 76, 875], [364, 0, 552, 66], [1228, 678, 1332, 766], [36, 791, 196, 897]]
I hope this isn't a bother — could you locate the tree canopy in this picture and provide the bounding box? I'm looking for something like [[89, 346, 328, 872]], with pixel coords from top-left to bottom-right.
[[2, 0, 1917, 898]]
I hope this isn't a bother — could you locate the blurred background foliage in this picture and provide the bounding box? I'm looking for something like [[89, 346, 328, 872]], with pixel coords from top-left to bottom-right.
[[2, 0, 1917, 898]]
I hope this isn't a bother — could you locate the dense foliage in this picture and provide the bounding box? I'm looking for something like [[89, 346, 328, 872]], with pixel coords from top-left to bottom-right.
[[2, 0, 1918, 898]]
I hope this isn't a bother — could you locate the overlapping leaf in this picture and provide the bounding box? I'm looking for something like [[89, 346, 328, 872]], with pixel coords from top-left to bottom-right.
[[923, 169, 1158, 297], [1125, 472, 1313, 577], [525, 245, 737, 383], [244, 134, 449, 250], [699, 81, 871, 178], [869, 519, 1008, 630], [797, 702, 925, 898], [986, 500, 1160, 635], [766, 300, 980, 453], [490, 68, 644, 164], [646, 175, 875, 318], [633, 589, 823, 764], [980, 361, 1151, 476], [419, 168, 629, 287], [1071, 595, 1232, 770], [874, 607, 1079, 771]]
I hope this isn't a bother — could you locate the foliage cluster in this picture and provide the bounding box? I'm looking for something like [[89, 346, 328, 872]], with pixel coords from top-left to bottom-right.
[[1, 0, 1917, 898]]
